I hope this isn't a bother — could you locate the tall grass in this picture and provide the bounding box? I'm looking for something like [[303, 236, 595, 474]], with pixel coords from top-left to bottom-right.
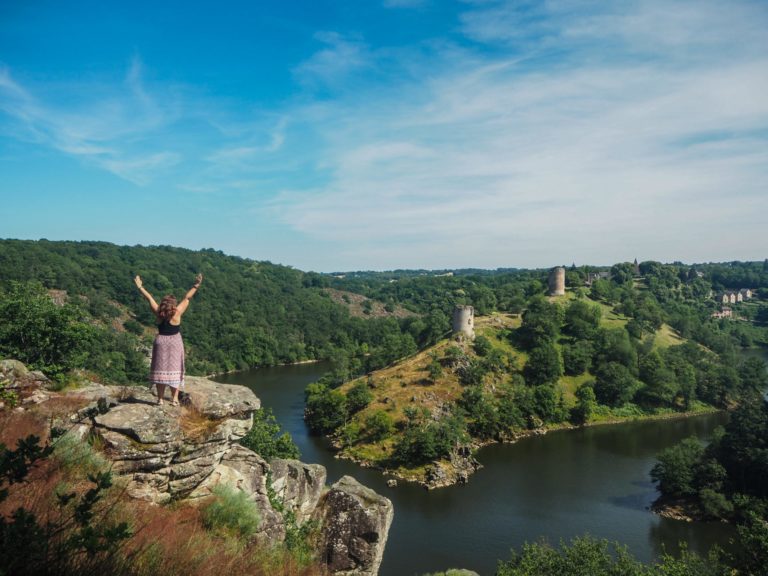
[[201, 485, 260, 540]]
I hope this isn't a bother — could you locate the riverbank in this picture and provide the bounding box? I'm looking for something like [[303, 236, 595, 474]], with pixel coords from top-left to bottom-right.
[[332, 405, 726, 490], [220, 361, 737, 576]]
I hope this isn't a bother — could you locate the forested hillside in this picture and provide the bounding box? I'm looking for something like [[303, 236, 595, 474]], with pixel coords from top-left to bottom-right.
[[307, 260, 768, 486], [0, 240, 425, 381]]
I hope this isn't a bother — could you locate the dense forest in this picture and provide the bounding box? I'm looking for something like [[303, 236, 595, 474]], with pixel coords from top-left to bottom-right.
[[0, 239, 429, 381]]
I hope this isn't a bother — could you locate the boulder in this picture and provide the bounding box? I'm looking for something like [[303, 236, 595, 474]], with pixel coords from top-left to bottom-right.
[[314, 475, 394, 576], [191, 445, 285, 543], [89, 379, 261, 503], [1, 359, 29, 381], [270, 458, 327, 524], [184, 376, 260, 418]]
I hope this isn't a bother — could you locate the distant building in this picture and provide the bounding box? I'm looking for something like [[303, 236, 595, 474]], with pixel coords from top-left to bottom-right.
[[548, 267, 566, 296], [633, 258, 640, 276], [719, 291, 742, 304], [452, 305, 475, 339], [739, 288, 753, 300], [712, 307, 733, 319], [585, 271, 611, 286]]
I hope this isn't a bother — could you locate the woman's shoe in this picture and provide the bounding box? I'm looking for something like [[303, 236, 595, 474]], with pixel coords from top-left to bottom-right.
[[171, 399, 180, 407]]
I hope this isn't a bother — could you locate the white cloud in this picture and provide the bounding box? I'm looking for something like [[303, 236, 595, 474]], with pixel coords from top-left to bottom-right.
[[293, 32, 371, 89], [268, 0, 768, 269], [0, 58, 180, 185]]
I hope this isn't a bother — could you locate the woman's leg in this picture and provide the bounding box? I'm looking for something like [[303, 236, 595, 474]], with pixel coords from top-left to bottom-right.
[[156, 383, 167, 404], [171, 386, 180, 405]]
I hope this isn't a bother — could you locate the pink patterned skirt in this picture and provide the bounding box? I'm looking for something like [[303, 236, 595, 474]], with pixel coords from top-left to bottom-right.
[[150, 333, 185, 388]]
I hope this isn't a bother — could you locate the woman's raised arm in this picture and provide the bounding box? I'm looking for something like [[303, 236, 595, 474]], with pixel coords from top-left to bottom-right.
[[177, 273, 203, 316], [134, 275, 159, 313]]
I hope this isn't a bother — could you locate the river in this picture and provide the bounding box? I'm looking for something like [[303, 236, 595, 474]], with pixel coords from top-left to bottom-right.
[[216, 362, 750, 576]]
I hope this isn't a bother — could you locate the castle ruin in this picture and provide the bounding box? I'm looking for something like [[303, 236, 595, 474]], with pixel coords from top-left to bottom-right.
[[452, 305, 475, 339], [548, 267, 566, 296]]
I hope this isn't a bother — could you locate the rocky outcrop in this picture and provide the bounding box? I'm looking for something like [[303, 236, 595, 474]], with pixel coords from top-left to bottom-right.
[[313, 476, 394, 576], [271, 458, 327, 524], [190, 444, 286, 542], [86, 380, 255, 504], [4, 367, 394, 575]]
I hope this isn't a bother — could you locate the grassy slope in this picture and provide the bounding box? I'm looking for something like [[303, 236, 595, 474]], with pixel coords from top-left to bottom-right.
[[334, 294, 692, 480]]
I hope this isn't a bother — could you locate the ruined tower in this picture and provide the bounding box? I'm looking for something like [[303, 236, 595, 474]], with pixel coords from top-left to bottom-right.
[[548, 267, 566, 296], [452, 305, 475, 339]]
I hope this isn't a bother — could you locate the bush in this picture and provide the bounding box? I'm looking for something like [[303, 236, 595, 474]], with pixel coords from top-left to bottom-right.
[[240, 407, 300, 461], [346, 381, 373, 414], [202, 485, 260, 539], [304, 383, 348, 434], [365, 410, 394, 441], [523, 343, 562, 386]]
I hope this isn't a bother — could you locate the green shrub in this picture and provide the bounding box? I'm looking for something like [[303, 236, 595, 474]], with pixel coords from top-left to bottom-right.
[[346, 381, 373, 414], [240, 407, 300, 461], [53, 430, 109, 474], [202, 485, 260, 539], [365, 410, 394, 441]]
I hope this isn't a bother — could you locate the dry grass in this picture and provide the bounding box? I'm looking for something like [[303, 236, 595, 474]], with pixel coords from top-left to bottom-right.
[[1, 398, 328, 576], [179, 406, 221, 441], [324, 288, 417, 320]]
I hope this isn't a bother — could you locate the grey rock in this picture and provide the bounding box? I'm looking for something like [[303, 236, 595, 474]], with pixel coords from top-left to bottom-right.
[[87, 379, 262, 503], [191, 445, 285, 543], [0, 359, 29, 380], [184, 376, 261, 418], [314, 475, 393, 576], [270, 458, 327, 524]]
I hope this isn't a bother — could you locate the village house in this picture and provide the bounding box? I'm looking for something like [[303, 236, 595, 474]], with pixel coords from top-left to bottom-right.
[[711, 307, 733, 319]]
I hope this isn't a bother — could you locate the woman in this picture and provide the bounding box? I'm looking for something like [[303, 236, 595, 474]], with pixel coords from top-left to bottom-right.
[[134, 273, 203, 406]]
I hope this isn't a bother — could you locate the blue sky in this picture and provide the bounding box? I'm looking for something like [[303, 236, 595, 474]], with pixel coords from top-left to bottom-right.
[[1, 0, 767, 272]]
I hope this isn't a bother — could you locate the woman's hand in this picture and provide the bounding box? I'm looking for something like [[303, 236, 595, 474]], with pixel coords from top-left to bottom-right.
[[134, 275, 143, 289], [194, 273, 203, 287]]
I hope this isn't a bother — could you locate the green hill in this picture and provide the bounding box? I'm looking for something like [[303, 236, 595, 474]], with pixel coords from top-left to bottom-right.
[[307, 293, 764, 487], [0, 239, 423, 380]]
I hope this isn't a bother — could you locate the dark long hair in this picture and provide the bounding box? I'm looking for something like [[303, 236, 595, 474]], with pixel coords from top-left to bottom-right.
[[157, 295, 177, 321]]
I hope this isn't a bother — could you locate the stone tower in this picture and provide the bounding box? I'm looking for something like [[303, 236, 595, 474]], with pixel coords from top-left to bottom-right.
[[548, 267, 566, 296], [452, 305, 475, 339]]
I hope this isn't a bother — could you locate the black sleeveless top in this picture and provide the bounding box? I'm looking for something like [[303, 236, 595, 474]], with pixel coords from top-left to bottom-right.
[[158, 319, 181, 335]]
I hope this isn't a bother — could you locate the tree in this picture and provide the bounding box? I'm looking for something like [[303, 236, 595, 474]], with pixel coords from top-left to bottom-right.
[[592, 328, 637, 372], [636, 351, 678, 408], [523, 343, 562, 386], [346, 381, 373, 414], [571, 385, 597, 425], [304, 383, 348, 434], [593, 362, 638, 407], [651, 437, 705, 498], [240, 407, 300, 460], [365, 410, 394, 441], [0, 282, 95, 377], [564, 300, 601, 340], [562, 341, 592, 376], [519, 296, 563, 347]]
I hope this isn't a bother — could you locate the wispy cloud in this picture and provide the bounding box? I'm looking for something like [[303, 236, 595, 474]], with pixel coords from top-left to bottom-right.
[[0, 57, 180, 184], [293, 32, 372, 90]]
